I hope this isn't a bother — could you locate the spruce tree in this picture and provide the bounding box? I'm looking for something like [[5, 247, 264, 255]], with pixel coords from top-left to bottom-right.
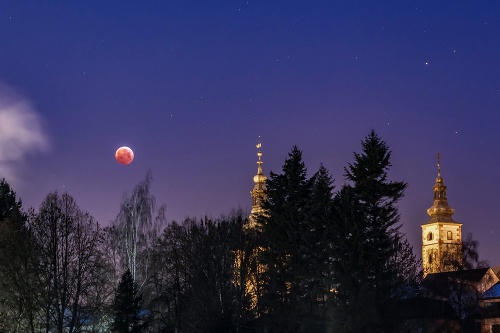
[[112, 270, 146, 333], [331, 130, 417, 332], [256, 148, 338, 332], [257, 146, 310, 332], [0, 178, 23, 222], [301, 165, 335, 331]]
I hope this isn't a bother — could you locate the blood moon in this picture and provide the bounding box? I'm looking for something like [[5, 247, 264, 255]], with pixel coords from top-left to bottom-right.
[[115, 146, 134, 165]]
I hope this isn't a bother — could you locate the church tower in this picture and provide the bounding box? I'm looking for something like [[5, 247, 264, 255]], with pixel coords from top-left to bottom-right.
[[247, 143, 267, 229], [421, 154, 463, 275], [233, 142, 268, 315]]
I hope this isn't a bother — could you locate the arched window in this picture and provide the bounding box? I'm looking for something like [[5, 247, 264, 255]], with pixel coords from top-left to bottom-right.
[[427, 232, 433, 241], [447, 231, 453, 240], [429, 253, 433, 264]]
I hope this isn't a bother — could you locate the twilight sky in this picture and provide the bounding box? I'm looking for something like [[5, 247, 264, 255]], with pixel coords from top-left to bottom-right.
[[1, 1, 500, 263]]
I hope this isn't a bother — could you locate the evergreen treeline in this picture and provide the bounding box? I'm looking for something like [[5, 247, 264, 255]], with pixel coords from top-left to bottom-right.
[[0, 131, 421, 333]]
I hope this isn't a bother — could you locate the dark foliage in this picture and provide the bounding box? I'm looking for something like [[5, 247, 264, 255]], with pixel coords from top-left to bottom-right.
[[112, 270, 148, 333], [147, 214, 250, 333], [440, 233, 489, 332], [30, 192, 106, 333], [0, 179, 39, 332], [0, 133, 427, 333], [0, 178, 23, 221], [331, 130, 419, 332], [257, 147, 336, 332]]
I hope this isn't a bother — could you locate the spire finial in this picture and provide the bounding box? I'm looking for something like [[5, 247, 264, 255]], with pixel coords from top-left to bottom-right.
[[256, 136, 262, 162], [254, 138, 265, 179], [437, 152, 441, 177], [256, 137, 263, 161]]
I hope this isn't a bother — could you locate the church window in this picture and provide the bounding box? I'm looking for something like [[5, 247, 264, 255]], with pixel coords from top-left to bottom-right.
[[447, 231, 452, 240], [427, 232, 433, 241], [428, 253, 433, 264]]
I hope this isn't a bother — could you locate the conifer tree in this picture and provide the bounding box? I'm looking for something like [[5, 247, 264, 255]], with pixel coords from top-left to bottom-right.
[[0, 178, 23, 221], [301, 164, 335, 331], [112, 270, 146, 333], [331, 130, 417, 332], [257, 146, 312, 332], [256, 147, 338, 332]]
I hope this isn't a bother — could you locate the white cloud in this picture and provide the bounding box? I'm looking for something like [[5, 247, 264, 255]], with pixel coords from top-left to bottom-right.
[[0, 82, 49, 181]]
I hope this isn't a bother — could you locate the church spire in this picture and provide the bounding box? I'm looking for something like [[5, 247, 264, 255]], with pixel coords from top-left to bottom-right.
[[248, 141, 267, 229], [254, 144, 266, 186], [426, 153, 455, 223], [251, 142, 267, 211]]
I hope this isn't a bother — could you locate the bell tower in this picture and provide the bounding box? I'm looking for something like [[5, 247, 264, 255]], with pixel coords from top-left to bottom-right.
[[421, 154, 462, 275]]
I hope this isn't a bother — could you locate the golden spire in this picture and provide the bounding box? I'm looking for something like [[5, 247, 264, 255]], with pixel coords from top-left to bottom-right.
[[248, 140, 267, 228], [253, 142, 266, 185], [252, 141, 267, 201], [426, 153, 456, 223], [437, 152, 441, 178]]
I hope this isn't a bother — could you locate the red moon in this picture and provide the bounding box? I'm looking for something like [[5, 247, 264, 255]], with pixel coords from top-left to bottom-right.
[[115, 146, 134, 165]]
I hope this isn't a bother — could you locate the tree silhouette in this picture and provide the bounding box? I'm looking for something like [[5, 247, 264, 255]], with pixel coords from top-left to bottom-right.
[[112, 270, 147, 333], [113, 172, 166, 285], [0, 179, 38, 331], [331, 130, 418, 332], [30, 192, 105, 333]]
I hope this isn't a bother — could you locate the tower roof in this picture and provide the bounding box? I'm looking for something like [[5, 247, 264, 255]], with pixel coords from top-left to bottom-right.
[[426, 153, 456, 223]]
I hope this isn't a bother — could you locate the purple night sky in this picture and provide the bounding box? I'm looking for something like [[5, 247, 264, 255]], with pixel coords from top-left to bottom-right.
[[1, 1, 499, 263]]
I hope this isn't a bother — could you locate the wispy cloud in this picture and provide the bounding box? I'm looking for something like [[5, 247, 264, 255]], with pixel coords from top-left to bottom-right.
[[0, 82, 49, 181]]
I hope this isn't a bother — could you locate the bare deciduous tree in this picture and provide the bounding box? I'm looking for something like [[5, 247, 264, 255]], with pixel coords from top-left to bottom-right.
[[112, 172, 166, 286], [29, 192, 105, 333]]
